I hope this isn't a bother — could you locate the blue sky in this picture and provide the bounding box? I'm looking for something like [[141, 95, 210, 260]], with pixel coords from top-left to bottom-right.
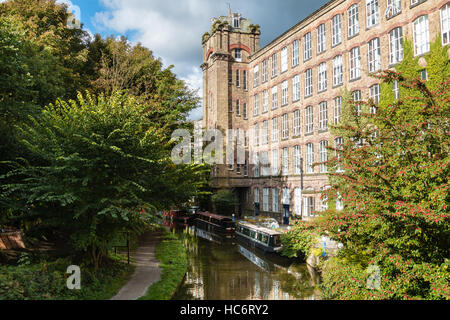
[[66, 0, 330, 120]]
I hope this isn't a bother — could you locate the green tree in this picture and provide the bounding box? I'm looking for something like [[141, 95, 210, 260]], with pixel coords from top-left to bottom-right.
[[211, 190, 237, 216], [0, 92, 207, 268]]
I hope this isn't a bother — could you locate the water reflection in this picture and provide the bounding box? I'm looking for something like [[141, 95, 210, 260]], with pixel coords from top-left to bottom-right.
[[171, 224, 322, 300]]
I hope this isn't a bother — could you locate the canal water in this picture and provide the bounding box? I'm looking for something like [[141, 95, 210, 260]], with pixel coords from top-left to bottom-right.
[[169, 224, 322, 300]]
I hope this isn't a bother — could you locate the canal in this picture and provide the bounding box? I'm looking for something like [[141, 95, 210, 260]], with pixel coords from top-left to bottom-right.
[[169, 224, 322, 300]]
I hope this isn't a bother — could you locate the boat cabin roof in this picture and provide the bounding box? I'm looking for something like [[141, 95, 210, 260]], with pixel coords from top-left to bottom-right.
[[237, 221, 282, 236], [198, 211, 233, 221]]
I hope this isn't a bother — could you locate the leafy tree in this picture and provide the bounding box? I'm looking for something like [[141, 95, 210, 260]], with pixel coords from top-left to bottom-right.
[[211, 190, 237, 216], [0, 92, 207, 268]]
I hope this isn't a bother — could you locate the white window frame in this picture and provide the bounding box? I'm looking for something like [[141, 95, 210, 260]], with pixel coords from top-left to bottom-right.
[[281, 47, 288, 73], [366, 0, 379, 28], [441, 4, 450, 45], [293, 110, 301, 137], [368, 37, 381, 73], [262, 90, 269, 113], [254, 187, 260, 203], [334, 96, 342, 125], [262, 120, 268, 145], [292, 75, 300, 102], [319, 140, 328, 173], [236, 99, 240, 116], [305, 106, 314, 134], [263, 188, 269, 212], [271, 86, 278, 110], [272, 188, 279, 212], [282, 113, 289, 139], [272, 149, 279, 176], [281, 80, 289, 106], [318, 62, 327, 92], [254, 123, 259, 146], [304, 32, 312, 60], [318, 101, 328, 131], [317, 24, 326, 53], [333, 55, 343, 86], [292, 40, 299, 67], [282, 147, 289, 176], [332, 14, 342, 46], [294, 146, 301, 175], [272, 117, 279, 143], [386, 0, 402, 19], [294, 188, 302, 215], [413, 15, 430, 56], [271, 53, 278, 78], [305, 68, 312, 97], [306, 143, 314, 174], [369, 84, 380, 113], [389, 27, 403, 64], [253, 94, 259, 116], [253, 65, 259, 88], [335, 137, 344, 173], [349, 46, 361, 80], [348, 4, 359, 38], [261, 59, 268, 83], [254, 152, 260, 177]]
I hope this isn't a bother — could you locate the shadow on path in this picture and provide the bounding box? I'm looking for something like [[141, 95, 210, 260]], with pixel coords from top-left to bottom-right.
[[111, 231, 163, 300]]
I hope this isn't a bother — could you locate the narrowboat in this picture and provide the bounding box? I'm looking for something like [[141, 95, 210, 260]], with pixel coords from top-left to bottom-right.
[[195, 212, 235, 236], [235, 221, 283, 254], [163, 208, 191, 223]]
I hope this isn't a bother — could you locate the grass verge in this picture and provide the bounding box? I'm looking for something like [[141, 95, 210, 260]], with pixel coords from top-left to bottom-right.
[[139, 229, 187, 300]]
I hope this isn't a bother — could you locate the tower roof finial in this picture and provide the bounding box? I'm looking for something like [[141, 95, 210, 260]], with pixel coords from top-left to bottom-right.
[[227, 3, 231, 17]]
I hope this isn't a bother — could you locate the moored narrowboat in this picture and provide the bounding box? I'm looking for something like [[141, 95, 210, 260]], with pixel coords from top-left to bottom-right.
[[195, 212, 235, 236], [235, 221, 283, 254]]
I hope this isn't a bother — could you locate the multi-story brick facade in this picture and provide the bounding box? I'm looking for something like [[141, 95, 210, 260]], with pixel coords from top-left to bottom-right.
[[201, 0, 450, 223]]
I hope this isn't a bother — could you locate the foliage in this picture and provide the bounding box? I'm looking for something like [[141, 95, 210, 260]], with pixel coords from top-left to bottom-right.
[[211, 190, 237, 216], [0, 257, 134, 300], [315, 37, 450, 300], [281, 221, 318, 259], [139, 229, 187, 300], [0, 92, 207, 268]]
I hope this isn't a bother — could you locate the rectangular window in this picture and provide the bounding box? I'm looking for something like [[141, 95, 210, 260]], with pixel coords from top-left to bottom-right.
[[304, 32, 312, 60], [244, 159, 248, 176], [348, 4, 359, 38], [263, 188, 269, 212], [353, 90, 362, 116], [335, 137, 344, 173], [254, 152, 260, 177], [366, 0, 379, 28], [333, 55, 343, 86], [304, 196, 315, 216], [393, 80, 400, 100], [262, 120, 268, 145], [319, 102, 328, 131], [282, 148, 289, 176], [305, 68, 312, 97], [271, 86, 278, 110], [236, 69, 240, 87], [349, 46, 361, 80], [292, 40, 299, 67], [389, 27, 403, 64], [305, 106, 314, 134], [442, 4, 450, 45], [332, 14, 342, 46], [271, 149, 279, 176], [292, 75, 300, 102], [368, 38, 381, 72], [254, 94, 259, 116], [271, 53, 278, 77], [281, 47, 288, 73], [294, 146, 301, 175], [282, 113, 289, 139], [234, 49, 242, 61], [243, 103, 247, 119], [317, 24, 326, 53], [262, 90, 269, 113], [261, 151, 270, 177], [261, 59, 268, 83], [243, 70, 247, 91], [253, 65, 259, 87], [254, 187, 259, 203], [320, 140, 328, 173], [318, 62, 327, 92], [294, 188, 302, 215], [236, 100, 240, 116], [293, 110, 301, 137], [334, 96, 342, 125], [306, 143, 314, 174], [254, 123, 259, 146], [272, 188, 279, 212], [369, 84, 380, 113], [413, 15, 430, 56], [272, 117, 279, 142], [281, 80, 289, 106], [386, 0, 402, 19]]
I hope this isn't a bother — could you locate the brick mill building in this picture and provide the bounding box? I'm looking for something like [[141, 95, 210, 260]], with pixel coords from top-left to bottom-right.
[[201, 0, 450, 223]]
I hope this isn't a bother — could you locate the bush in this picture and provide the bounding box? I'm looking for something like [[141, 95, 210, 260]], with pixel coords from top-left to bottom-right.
[[281, 221, 317, 260]]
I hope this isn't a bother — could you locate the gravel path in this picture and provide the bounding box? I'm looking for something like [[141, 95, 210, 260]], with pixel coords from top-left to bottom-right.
[[111, 231, 162, 300]]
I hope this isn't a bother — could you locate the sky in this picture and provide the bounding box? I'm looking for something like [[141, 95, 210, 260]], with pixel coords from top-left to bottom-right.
[[56, 0, 330, 120]]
